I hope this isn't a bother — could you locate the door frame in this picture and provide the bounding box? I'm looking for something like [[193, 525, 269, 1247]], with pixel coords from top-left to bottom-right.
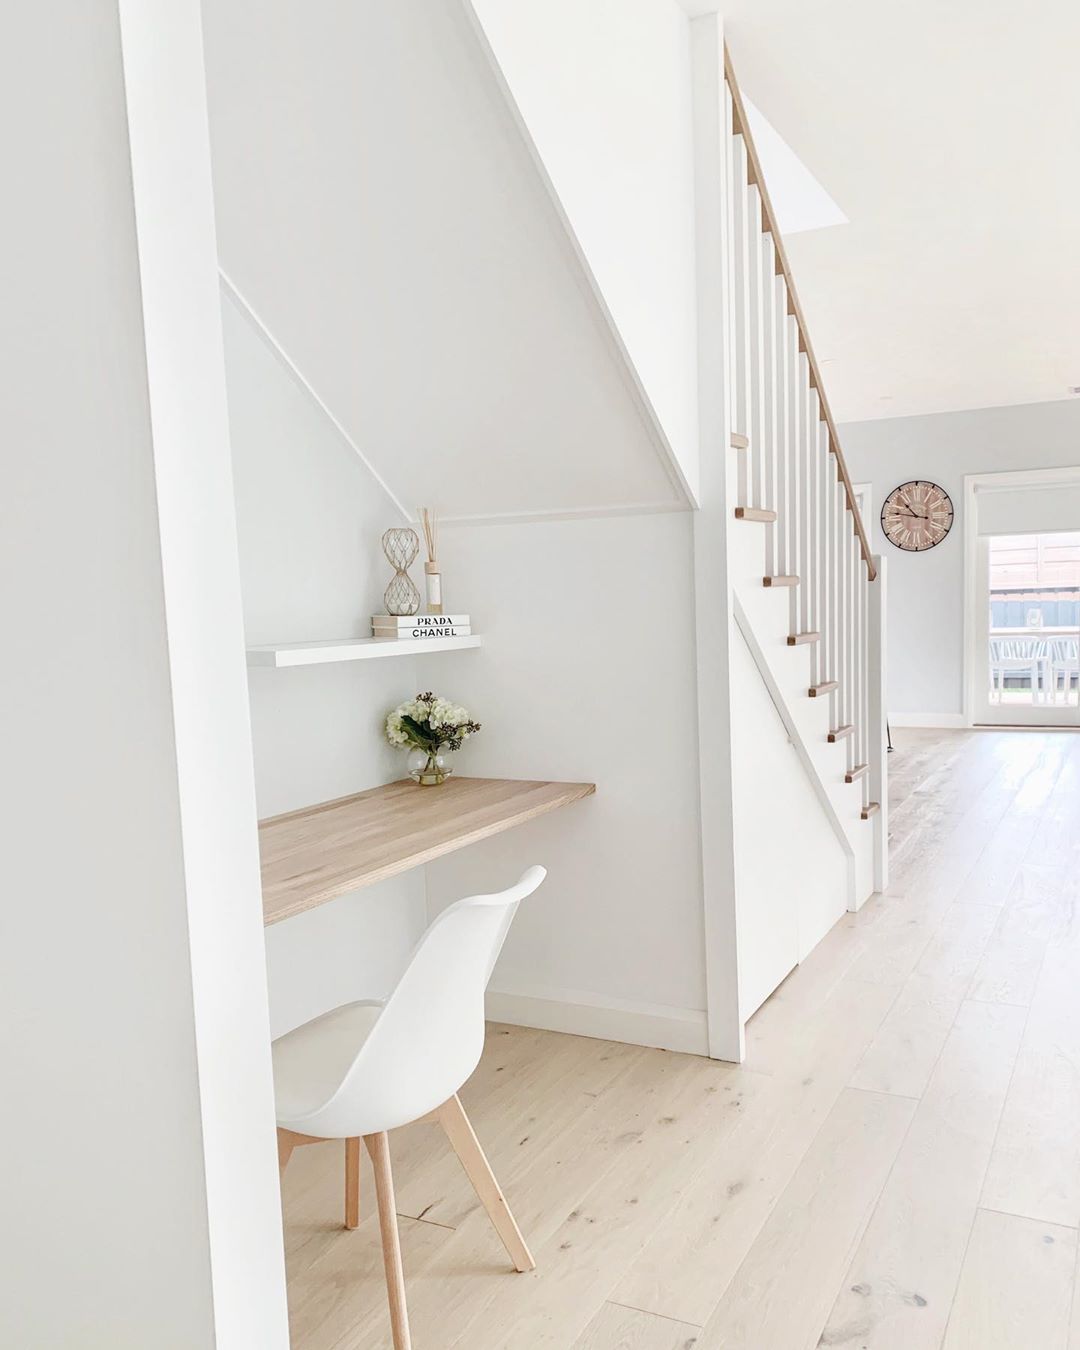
[[962, 466, 1080, 727], [971, 533, 1080, 726]]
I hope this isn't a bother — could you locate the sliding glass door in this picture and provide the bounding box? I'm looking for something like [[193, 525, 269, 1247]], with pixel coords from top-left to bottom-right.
[[974, 531, 1080, 727]]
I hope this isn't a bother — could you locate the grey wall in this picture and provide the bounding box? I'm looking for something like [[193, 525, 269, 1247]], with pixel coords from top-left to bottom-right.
[[842, 399, 1080, 717]]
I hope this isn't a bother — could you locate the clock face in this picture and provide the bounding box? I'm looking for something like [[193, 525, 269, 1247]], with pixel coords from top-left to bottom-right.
[[881, 480, 954, 552]]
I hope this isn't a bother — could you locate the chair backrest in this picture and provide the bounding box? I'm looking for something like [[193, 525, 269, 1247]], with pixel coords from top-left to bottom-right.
[[1051, 637, 1079, 663], [304, 865, 546, 1136], [994, 638, 1048, 662]]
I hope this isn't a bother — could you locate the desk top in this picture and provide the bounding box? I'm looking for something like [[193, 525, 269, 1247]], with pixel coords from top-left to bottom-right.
[[260, 776, 596, 926]]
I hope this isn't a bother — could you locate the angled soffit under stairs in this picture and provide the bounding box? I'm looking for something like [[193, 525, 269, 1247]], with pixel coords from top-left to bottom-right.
[[466, 0, 702, 501], [203, 0, 688, 522]]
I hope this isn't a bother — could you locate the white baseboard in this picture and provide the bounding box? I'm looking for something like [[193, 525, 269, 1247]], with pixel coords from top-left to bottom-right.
[[485, 981, 709, 1056], [888, 712, 967, 729]]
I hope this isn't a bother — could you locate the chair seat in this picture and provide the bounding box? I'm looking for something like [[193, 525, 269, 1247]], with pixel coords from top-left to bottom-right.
[[273, 1000, 384, 1129]]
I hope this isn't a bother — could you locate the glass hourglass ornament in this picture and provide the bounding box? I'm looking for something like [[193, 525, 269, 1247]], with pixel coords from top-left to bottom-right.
[[381, 527, 421, 616]]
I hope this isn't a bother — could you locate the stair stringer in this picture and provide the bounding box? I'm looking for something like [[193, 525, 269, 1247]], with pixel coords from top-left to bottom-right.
[[732, 592, 856, 907], [728, 500, 875, 911]]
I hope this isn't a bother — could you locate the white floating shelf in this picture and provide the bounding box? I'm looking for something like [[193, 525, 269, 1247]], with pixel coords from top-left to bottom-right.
[[247, 635, 483, 669]]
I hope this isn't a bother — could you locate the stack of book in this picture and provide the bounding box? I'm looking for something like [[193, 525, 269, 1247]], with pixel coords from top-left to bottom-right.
[[372, 614, 472, 640]]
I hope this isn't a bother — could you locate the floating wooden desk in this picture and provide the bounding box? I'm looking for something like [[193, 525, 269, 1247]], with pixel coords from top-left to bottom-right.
[[260, 776, 596, 926]]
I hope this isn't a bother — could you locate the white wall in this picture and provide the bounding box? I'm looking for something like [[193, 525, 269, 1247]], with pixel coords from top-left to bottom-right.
[[223, 296, 430, 1038], [421, 513, 709, 1052], [842, 399, 1080, 719], [1, 3, 287, 1344], [468, 0, 701, 497], [203, 0, 683, 521]]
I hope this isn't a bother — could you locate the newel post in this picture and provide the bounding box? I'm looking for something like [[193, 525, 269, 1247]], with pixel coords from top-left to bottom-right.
[[868, 554, 888, 892]]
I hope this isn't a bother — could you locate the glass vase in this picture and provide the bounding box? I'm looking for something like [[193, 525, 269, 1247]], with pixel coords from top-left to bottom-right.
[[407, 745, 452, 786]]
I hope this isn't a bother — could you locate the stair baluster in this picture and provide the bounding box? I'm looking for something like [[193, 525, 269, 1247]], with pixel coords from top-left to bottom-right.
[[748, 186, 771, 562], [725, 40, 885, 882], [730, 129, 751, 512]]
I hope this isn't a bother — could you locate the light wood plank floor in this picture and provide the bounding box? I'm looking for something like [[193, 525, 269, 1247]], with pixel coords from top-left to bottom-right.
[[284, 729, 1080, 1350]]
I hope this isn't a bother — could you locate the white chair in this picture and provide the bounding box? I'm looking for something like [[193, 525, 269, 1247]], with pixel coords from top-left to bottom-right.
[[989, 637, 1049, 704], [1049, 637, 1079, 704], [274, 865, 546, 1350]]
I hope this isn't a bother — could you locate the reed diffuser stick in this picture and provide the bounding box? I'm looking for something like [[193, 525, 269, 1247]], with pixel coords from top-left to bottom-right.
[[419, 506, 442, 614]]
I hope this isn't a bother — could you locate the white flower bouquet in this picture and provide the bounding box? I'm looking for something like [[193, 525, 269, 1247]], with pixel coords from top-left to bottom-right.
[[385, 691, 481, 785]]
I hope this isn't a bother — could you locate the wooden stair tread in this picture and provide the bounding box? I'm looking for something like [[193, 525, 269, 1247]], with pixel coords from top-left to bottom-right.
[[763, 575, 799, 588], [730, 432, 750, 450], [828, 724, 854, 742], [787, 631, 820, 646], [861, 802, 881, 820], [808, 680, 838, 698], [845, 764, 869, 783], [734, 507, 777, 523]]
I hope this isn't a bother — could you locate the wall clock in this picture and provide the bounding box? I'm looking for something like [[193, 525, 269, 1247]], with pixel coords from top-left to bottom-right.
[[881, 480, 954, 552]]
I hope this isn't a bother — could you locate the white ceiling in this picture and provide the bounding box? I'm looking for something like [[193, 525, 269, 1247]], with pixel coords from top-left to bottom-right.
[[720, 0, 1080, 423]]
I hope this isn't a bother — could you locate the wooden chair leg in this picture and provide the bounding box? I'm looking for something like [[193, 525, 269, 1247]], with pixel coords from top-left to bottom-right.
[[344, 1137, 361, 1230], [277, 1129, 296, 1179], [277, 1125, 328, 1182], [436, 1093, 535, 1273], [365, 1132, 412, 1350]]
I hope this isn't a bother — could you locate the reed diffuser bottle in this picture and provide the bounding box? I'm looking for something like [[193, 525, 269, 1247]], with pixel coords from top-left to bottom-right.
[[419, 506, 442, 614]]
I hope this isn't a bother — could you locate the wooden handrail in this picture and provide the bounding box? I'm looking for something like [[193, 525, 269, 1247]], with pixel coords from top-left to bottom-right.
[[723, 45, 877, 583]]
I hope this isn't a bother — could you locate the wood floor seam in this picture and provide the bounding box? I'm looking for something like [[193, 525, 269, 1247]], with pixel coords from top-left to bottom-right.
[[846, 1083, 922, 1102], [405, 1212, 456, 1231], [603, 1300, 705, 1329], [976, 1203, 1080, 1232], [965, 994, 1037, 1008]]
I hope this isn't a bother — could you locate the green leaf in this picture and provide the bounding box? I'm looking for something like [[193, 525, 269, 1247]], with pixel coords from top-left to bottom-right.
[[400, 714, 436, 750]]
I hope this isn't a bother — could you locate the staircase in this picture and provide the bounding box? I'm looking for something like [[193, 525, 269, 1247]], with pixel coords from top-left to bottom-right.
[[702, 42, 885, 1031], [722, 45, 888, 934]]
